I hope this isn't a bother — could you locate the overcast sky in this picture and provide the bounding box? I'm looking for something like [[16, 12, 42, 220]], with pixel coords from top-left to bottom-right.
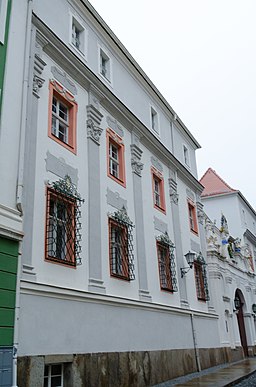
[[89, 0, 256, 210]]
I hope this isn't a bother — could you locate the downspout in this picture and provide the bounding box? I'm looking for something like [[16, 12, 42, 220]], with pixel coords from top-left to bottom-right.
[[12, 243, 22, 387], [190, 313, 201, 372], [13, 0, 33, 386], [16, 0, 33, 214]]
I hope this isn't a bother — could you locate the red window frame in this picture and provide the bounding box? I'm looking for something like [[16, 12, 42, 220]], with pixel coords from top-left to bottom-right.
[[194, 261, 206, 301], [188, 200, 198, 235], [151, 167, 166, 214], [108, 218, 130, 280], [48, 81, 77, 154], [45, 187, 76, 267], [106, 128, 126, 187]]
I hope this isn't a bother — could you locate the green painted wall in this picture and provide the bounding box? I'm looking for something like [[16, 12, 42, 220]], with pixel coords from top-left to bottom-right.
[[0, 237, 18, 346], [0, 0, 12, 116]]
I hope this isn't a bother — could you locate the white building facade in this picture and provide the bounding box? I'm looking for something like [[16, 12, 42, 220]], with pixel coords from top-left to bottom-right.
[[0, 2, 249, 386]]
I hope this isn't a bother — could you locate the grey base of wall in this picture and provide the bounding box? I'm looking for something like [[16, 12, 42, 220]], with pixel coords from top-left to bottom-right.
[[17, 347, 247, 387]]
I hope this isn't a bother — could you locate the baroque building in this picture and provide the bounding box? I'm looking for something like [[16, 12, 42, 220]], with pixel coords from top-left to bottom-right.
[[201, 168, 256, 360], [0, 1, 253, 386]]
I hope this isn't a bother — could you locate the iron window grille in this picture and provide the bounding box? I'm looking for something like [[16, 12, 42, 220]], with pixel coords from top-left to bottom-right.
[[45, 175, 83, 266], [108, 206, 135, 281], [156, 232, 178, 292], [194, 253, 210, 301]]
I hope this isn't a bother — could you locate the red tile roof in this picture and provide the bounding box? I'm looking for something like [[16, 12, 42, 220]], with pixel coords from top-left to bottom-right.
[[200, 168, 238, 197]]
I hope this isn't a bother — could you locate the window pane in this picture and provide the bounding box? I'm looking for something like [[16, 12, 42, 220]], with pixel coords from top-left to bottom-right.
[[52, 97, 57, 113], [58, 122, 68, 143], [51, 116, 57, 136], [44, 366, 49, 376], [51, 376, 62, 387], [51, 365, 62, 376], [59, 103, 68, 122]]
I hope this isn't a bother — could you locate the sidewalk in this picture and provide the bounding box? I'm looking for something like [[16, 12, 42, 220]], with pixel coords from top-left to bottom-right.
[[154, 358, 256, 387]]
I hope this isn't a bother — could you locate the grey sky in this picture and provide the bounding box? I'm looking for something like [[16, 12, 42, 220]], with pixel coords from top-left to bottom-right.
[[89, 0, 256, 209]]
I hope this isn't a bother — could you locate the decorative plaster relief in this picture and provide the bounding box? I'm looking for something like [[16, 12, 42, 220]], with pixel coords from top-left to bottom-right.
[[225, 276, 233, 285], [245, 286, 251, 292], [33, 43, 47, 98], [45, 151, 78, 185], [86, 104, 103, 145], [130, 144, 143, 177], [223, 295, 231, 302], [106, 188, 127, 210], [154, 217, 167, 234], [190, 240, 200, 253], [107, 116, 124, 138], [196, 202, 204, 225], [169, 178, 179, 204], [51, 66, 77, 95], [151, 156, 163, 173], [186, 188, 195, 202]]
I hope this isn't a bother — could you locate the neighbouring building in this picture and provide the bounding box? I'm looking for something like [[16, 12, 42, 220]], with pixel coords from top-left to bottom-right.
[[201, 168, 256, 359], [0, 1, 253, 386]]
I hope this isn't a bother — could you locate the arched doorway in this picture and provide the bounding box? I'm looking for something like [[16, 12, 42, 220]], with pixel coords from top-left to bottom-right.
[[235, 289, 248, 357]]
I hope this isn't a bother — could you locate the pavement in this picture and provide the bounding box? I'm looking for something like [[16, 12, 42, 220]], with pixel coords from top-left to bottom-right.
[[154, 358, 256, 387]]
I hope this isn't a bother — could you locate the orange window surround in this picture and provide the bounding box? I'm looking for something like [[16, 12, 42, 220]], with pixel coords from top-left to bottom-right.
[[187, 199, 198, 235], [151, 167, 166, 214], [106, 128, 126, 187], [48, 80, 77, 154]]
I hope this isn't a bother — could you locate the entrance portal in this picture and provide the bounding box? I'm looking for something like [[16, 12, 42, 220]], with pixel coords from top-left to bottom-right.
[[235, 289, 248, 357]]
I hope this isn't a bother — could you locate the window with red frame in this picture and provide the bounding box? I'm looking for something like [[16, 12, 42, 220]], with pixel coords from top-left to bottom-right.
[[194, 254, 209, 301], [107, 129, 125, 187], [152, 168, 166, 213], [48, 81, 77, 154], [188, 201, 198, 234], [108, 207, 135, 281], [45, 176, 83, 267], [156, 232, 177, 293]]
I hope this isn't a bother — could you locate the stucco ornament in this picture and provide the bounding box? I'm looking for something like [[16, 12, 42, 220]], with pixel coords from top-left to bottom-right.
[[86, 118, 103, 144], [205, 218, 219, 251], [33, 75, 45, 93], [234, 237, 241, 252], [169, 178, 179, 205], [130, 144, 143, 177], [220, 213, 229, 236], [196, 202, 204, 225], [111, 206, 133, 226]]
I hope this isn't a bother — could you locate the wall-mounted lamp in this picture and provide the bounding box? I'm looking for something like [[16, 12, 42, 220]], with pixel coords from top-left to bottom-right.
[[252, 304, 256, 314], [234, 296, 241, 310], [181, 251, 196, 278]]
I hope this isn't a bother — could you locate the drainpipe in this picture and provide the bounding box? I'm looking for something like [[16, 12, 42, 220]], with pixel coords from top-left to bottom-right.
[[13, 1, 33, 385], [190, 313, 201, 372], [12, 243, 22, 387], [16, 0, 33, 214]]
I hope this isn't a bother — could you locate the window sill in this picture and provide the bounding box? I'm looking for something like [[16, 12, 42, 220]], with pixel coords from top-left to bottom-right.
[[154, 204, 166, 215], [45, 257, 76, 268]]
